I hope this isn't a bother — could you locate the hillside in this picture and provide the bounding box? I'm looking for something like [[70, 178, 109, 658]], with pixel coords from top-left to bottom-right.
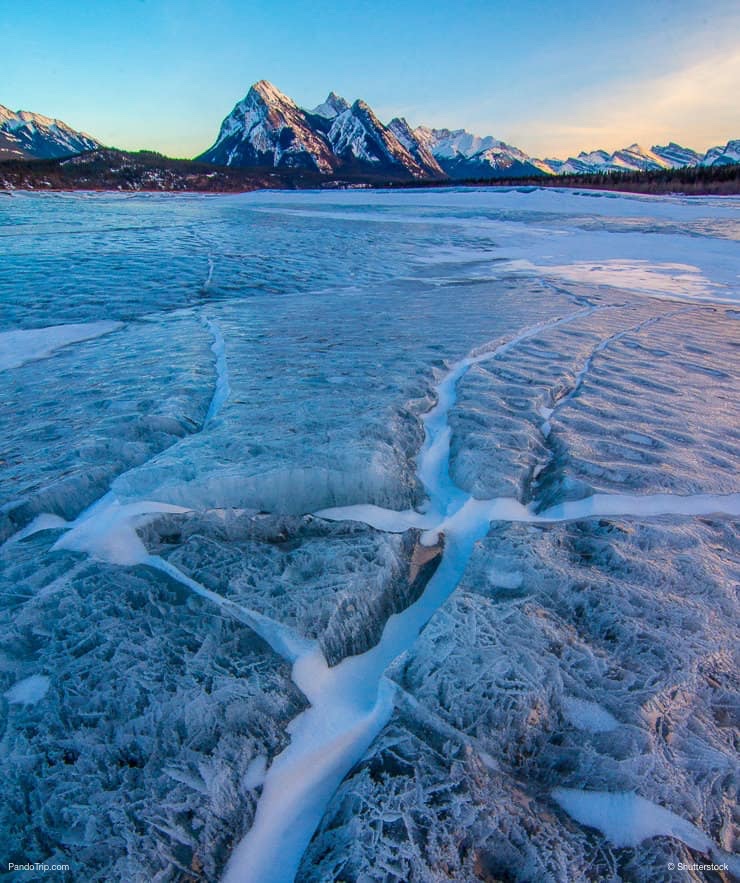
[[0, 149, 323, 192]]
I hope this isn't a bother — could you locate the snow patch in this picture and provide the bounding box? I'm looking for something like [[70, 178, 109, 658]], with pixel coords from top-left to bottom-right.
[[562, 697, 619, 733], [52, 498, 191, 566], [243, 755, 268, 790], [5, 674, 50, 706], [0, 321, 123, 371], [552, 788, 739, 875], [2, 513, 68, 547]]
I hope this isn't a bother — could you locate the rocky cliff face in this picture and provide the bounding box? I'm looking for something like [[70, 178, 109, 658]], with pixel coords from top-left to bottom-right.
[[196, 80, 337, 173]]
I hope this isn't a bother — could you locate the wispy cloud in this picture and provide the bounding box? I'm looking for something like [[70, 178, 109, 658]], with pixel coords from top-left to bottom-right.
[[504, 49, 740, 158]]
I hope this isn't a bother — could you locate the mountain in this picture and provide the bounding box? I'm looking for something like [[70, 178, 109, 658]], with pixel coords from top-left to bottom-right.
[[702, 139, 740, 166], [323, 100, 436, 177], [415, 126, 503, 160], [0, 105, 100, 160], [410, 127, 736, 179], [415, 126, 544, 178], [197, 81, 737, 184], [3, 85, 734, 187], [652, 142, 703, 168], [414, 126, 543, 178], [196, 80, 337, 173], [197, 81, 442, 179], [531, 141, 726, 175], [311, 92, 350, 120], [4, 148, 737, 196], [388, 118, 445, 177]]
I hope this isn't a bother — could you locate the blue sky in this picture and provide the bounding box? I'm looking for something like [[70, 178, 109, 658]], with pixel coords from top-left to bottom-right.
[[3, 0, 739, 158]]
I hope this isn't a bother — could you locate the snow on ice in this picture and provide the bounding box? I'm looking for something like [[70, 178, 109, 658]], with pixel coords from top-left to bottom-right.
[[4, 674, 50, 706]]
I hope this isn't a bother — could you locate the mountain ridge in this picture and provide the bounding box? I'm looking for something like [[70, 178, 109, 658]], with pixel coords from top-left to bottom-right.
[[2, 83, 738, 180], [196, 82, 444, 179], [197, 81, 739, 181], [0, 105, 100, 160]]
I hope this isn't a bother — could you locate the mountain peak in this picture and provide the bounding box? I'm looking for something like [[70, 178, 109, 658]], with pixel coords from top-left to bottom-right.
[[18, 109, 57, 127], [197, 80, 336, 173], [249, 80, 296, 107], [325, 98, 432, 177], [311, 91, 350, 119], [351, 98, 373, 115], [388, 117, 413, 141], [414, 126, 503, 161], [389, 118, 445, 177]]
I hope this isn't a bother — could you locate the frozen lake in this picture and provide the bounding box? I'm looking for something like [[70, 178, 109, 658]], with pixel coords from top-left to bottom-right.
[[1, 187, 739, 881]]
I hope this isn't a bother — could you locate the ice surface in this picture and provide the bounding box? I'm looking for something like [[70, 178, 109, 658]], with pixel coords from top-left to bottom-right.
[[1, 188, 738, 882], [0, 314, 215, 542], [306, 516, 739, 881], [203, 318, 230, 424]]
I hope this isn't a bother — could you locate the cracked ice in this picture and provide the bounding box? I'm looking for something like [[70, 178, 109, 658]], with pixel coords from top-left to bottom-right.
[[1, 187, 738, 883]]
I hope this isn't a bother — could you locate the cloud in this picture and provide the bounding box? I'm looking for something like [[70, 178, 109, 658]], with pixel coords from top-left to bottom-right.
[[506, 49, 740, 158]]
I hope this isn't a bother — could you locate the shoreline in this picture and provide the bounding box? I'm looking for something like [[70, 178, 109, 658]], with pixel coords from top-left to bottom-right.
[[2, 150, 738, 197], [3, 180, 740, 198]]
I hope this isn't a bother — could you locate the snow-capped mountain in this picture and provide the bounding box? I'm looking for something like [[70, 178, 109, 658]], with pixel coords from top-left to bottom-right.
[[397, 127, 739, 179], [410, 131, 739, 178], [2, 84, 736, 185], [198, 82, 738, 182], [310, 92, 350, 120], [531, 141, 729, 175], [198, 81, 442, 179], [0, 105, 100, 160], [197, 80, 337, 173], [415, 126, 503, 159], [415, 127, 544, 178], [652, 143, 703, 168], [324, 100, 435, 177], [702, 139, 740, 166], [388, 118, 445, 177]]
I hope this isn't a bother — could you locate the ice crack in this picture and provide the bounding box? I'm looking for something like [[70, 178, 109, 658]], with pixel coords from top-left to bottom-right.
[[204, 318, 230, 424]]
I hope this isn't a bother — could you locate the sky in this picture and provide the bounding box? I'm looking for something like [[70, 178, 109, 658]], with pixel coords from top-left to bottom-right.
[[3, 0, 739, 159]]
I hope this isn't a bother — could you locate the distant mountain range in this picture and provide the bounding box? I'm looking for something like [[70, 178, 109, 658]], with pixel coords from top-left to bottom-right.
[[2, 84, 739, 182], [0, 105, 100, 160], [195, 80, 740, 180]]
